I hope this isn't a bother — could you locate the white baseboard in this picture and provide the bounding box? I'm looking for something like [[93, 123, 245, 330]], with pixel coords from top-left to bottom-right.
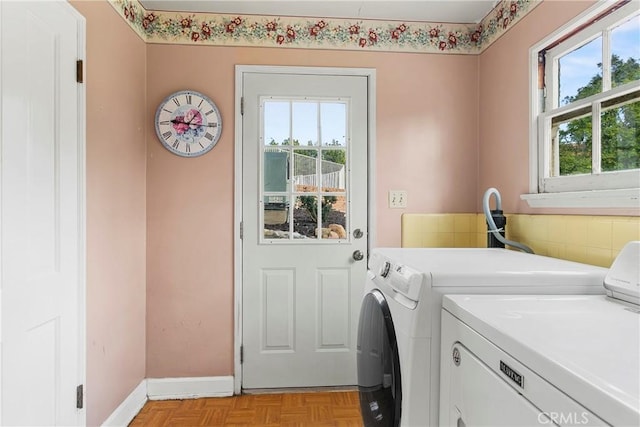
[[146, 376, 235, 400], [101, 379, 147, 427]]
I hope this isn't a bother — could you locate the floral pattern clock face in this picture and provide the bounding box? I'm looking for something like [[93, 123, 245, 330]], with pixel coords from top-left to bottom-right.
[[155, 90, 222, 157]]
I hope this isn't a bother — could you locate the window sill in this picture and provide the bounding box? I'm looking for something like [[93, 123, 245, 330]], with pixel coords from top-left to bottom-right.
[[521, 188, 640, 208]]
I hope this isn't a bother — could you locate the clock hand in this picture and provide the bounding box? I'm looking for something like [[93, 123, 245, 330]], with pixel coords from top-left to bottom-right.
[[172, 119, 218, 128], [161, 119, 218, 128]]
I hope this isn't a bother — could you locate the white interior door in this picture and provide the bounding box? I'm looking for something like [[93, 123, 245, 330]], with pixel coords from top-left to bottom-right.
[[1, 1, 85, 425], [241, 71, 369, 388]]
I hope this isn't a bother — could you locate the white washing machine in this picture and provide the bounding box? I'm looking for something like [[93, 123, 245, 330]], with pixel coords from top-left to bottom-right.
[[439, 242, 640, 427], [357, 248, 609, 427]]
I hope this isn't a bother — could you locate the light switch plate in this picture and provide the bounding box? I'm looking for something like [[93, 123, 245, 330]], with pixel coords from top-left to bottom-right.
[[389, 190, 407, 208]]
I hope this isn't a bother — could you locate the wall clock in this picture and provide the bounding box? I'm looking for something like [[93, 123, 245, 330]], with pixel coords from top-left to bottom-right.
[[154, 90, 222, 157]]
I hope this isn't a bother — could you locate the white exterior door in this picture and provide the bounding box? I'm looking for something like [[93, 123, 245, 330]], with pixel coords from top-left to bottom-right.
[[1, 1, 85, 425], [241, 70, 369, 388]]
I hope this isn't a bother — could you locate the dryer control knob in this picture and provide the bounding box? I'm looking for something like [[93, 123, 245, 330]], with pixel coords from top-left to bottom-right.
[[380, 261, 391, 278], [452, 347, 461, 366]]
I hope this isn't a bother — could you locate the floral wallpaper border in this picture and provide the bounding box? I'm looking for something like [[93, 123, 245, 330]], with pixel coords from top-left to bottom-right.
[[109, 0, 542, 55]]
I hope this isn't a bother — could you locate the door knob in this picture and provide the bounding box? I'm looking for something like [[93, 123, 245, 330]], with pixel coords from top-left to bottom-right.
[[353, 250, 364, 261]]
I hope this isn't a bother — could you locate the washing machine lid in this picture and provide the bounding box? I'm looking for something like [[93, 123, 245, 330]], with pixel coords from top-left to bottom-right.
[[371, 248, 608, 288], [443, 294, 640, 427]]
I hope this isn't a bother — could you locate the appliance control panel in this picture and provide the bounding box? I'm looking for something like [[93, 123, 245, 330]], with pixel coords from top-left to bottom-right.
[[368, 252, 425, 303], [387, 263, 423, 302]]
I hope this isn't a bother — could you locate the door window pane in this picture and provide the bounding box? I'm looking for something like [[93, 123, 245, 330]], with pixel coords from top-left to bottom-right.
[[292, 102, 318, 146], [293, 149, 318, 193], [611, 14, 640, 88], [294, 195, 318, 239], [263, 195, 290, 239], [321, 150, 346, 192], [321, 102, 347, 146], [264, 101, 290, 146], [264, 150, 289, 192], [559, 37, 602, 106], [320, 195, 347, 240]]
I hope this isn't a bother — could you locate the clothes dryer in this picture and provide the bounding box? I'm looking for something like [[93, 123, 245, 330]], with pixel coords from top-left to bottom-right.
[[357, 248, 609, 427], [439, 242, 640, 427]]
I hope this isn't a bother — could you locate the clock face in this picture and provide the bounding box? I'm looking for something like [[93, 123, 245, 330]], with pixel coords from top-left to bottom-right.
[[154, 90, 222, 157]]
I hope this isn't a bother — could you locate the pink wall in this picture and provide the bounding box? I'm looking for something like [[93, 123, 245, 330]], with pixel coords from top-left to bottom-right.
[[145, 45, 479, 377], [70, 2, 147, 425], [478, 0, 638, 216]]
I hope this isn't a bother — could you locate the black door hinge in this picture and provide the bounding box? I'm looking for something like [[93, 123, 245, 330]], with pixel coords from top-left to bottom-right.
[[76, 60, 84, 83], [76, 384, 84, 409]]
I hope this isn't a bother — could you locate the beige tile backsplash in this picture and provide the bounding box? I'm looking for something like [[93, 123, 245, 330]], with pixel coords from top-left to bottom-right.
[[402, 214, 640, 267]]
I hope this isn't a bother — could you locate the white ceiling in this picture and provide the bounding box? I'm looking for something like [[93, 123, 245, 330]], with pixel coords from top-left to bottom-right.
[[139, 1, 499, 24]]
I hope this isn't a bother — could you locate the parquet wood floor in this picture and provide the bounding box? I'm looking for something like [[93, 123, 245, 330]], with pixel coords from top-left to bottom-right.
[[129, 391, 364, 426]]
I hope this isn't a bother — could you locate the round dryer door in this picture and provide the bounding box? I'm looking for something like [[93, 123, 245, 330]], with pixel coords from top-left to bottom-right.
[[357, 289, 402, 427]]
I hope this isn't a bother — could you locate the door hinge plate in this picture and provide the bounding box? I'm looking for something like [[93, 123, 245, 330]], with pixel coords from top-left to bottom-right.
[[76, 60, 84, 83], [240, 221, 243, 239], [240, 97, 244, 115], [76, 384, 84, 409], [240, 345, 243, 363]]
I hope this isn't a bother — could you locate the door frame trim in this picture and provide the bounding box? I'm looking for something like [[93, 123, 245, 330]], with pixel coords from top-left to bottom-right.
[[76, 6, 87, 421], [233, 65, 376, 393]]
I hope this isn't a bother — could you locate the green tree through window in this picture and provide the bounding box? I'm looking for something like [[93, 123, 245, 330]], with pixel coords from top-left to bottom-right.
[[559, 55, 640, 175]]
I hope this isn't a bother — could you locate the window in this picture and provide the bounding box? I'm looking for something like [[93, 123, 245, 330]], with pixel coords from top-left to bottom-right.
[[260, 97, 349, 241], [527, 1, 640, 207]]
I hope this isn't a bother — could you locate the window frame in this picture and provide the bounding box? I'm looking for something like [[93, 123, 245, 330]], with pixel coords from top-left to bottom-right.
[[525, 0, 640, 208], [259, 96, 351, 243]]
